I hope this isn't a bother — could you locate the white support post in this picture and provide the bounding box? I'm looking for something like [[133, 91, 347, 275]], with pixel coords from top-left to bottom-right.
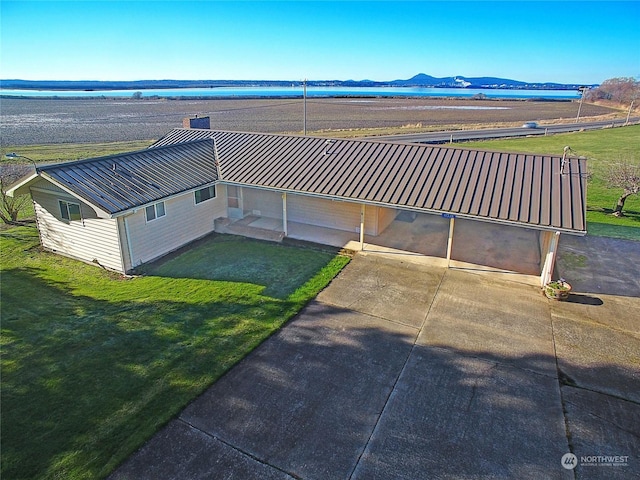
[[540, 231, 561, 286], [360, 204, 365, 250], [282, 192, 288, 237], [446, 217, 455, 267]]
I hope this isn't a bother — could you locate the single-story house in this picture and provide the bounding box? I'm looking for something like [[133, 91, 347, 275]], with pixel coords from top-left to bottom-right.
[[8, 127, 587, 285]]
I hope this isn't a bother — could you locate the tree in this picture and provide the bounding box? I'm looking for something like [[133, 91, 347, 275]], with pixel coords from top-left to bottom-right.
[[0, 163, 32, 224], [605, 159, 640, 217], [587, 77, 640, 104]]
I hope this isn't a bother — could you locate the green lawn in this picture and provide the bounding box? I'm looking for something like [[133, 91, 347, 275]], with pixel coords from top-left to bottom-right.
[[462, 124, 640, 240], [0, 227, 350, 480], [1, 140, 154, 165]]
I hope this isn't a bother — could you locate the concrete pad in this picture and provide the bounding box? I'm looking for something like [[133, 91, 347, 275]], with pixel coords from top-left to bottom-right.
[[557, 235, 640, 297], [418, 269, 558, 377], [551, 298, 640, 403], [109, 238, 639, 480], [352, 346, 572, 480], [316, 254, 445, 328], [109, 420, 294, 480], [561, 386, 640, 479], [180, 301, 418, 480]]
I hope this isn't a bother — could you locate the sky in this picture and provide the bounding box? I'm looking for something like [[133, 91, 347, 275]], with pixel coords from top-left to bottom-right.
[[1, 1, 639, 85]]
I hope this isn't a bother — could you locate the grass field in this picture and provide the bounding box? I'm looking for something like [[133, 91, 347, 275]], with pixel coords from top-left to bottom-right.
[[0, 228, 350, 479], [462, 124, 640, 240]]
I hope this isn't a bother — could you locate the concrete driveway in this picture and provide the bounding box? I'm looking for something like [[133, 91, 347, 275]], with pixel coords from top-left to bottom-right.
[[110, 242, 639, 479]]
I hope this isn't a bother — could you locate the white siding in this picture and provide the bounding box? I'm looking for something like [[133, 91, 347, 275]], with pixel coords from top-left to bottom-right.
[[125, 190, 226, 268], [32, 189, 124, 272], [288, 195, 379, 235]]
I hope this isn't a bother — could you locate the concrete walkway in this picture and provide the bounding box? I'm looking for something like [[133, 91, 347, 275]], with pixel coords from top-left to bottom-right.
[[110, 247, 639, 479]]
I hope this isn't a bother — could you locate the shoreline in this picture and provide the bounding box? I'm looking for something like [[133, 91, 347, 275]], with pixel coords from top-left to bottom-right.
[[0, 94, 574, 102]]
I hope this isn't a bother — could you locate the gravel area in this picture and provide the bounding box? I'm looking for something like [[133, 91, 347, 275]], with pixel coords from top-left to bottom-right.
[[0, 96, 619, 146]]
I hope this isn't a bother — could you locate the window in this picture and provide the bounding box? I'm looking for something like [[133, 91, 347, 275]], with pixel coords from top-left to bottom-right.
[[145, 201, 166, 222], [195, 185, 216, 204], [59, 200, 82, 221]]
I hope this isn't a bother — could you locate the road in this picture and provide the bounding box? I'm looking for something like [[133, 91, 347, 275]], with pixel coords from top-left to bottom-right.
[[365, 118, 640, 144]]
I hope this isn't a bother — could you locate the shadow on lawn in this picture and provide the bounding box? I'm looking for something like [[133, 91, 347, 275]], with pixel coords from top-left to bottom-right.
[[0, 266, 297, 480], [139, 234, 344, 300]]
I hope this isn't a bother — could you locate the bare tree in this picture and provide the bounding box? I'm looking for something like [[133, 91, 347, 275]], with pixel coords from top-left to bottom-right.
[[605, 159, 640, 217], [588, 77, 640, 105], [0, 164, 33, 224]]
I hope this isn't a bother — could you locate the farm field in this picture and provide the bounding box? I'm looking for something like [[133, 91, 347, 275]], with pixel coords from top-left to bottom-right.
[[0, 96, 621, 145]]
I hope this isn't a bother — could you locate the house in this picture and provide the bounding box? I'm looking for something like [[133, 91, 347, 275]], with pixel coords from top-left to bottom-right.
[[8, 128, 587, 285]]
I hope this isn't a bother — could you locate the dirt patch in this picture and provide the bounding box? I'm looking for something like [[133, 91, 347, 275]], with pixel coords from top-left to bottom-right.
[[0, 97, 621, 146]]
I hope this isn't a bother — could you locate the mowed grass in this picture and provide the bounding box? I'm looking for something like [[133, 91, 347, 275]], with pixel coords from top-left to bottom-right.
[[1, 140, 154, 165], [462, 124, 640, 240], [0, 227, 350, 480]]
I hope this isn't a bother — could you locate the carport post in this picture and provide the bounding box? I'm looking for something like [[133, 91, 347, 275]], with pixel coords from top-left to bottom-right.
[[540, 231, 561, 286], [446, 217, 455, 267], [282, 193, 288, 237], [360, 204, 365, 250]]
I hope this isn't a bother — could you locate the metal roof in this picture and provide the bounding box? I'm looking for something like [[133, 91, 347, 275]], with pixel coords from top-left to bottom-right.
[[153, 128, 587, 233], [38, 139, 217, 215], [27, 128, 586, 233]]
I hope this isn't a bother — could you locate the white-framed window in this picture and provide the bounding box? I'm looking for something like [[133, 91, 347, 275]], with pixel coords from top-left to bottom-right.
[[145, 201, 166, 222], [59, 200, 82, 222], [194, 185, 216, 204]]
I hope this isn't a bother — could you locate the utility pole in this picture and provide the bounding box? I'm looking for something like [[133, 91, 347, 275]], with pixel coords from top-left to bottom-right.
[[303, 79, 307, 135], [626, 97, 636, 126], [575, 86, 588, 122]]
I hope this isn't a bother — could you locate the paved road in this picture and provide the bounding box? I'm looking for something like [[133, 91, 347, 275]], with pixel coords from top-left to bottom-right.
[[366, 118, 640, 144], [109, 247, 639, 480]]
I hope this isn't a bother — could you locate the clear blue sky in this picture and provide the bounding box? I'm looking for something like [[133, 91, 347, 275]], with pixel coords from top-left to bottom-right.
[[1, 1, 638, 84]]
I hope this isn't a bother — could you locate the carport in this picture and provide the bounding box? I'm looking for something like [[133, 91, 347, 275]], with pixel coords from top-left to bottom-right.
[[366, 210, 544, 276]]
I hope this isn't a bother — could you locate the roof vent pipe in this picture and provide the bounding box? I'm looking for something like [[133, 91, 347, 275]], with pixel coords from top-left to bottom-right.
[[324, 139, 336, 155]]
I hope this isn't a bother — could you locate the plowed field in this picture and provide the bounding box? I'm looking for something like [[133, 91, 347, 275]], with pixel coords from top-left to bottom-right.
[[0, 96, 620, 146]]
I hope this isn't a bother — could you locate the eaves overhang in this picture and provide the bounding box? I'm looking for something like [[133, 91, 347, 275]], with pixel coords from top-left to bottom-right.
[[217, 180, 588, 236]]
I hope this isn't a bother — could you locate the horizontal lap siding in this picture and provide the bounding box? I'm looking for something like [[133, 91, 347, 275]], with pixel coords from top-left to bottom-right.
[[288, 195, 379, 235], [126, 191, 226, 267], [32, 190, 124, 271]]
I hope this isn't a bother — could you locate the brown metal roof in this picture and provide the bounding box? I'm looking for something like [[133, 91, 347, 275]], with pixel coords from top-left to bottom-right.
[[38, 139, 217, 215], [28, 127, 586, 233], [153, 128, 587, 233]]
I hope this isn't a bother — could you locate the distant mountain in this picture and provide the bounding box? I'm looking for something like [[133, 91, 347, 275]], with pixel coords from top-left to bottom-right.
[[388, 73, 588, 90], [0, 75, 595, 91]]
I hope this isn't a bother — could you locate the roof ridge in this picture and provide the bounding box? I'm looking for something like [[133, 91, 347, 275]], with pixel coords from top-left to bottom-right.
[[39, 138, 214, 171], [160, 128, 577, 160]]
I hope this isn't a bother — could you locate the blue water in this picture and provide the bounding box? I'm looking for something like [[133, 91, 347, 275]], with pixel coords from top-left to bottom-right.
[[0, 86, 581, 100]]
